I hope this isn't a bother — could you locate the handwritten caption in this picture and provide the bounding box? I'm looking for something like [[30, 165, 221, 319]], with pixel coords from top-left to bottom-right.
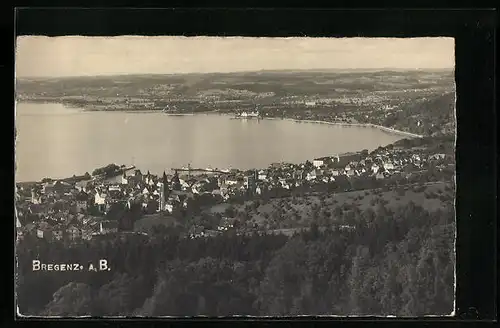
[[32, 259, 110, 272]]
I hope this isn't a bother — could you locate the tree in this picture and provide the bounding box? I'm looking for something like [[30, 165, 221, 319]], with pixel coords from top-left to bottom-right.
[[94, 273, 145, 315], [345, 246, 369, 314], [224, 205, 236, 218], [378, 243, 403, 314], [255, 237, 309, 315], [16, 197, 456, 317], [146, 199, 158, 214], [106, 202, 127, 221], [92, 164, 120, 177], [41, 282, 93, 316], [137, 273, 181, 316], [252, 200, 261, 211], [310, 221, 319, 240]]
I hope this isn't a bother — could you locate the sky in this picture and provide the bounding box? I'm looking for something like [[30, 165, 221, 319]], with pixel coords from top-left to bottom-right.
[[15, 36, 455, 78]]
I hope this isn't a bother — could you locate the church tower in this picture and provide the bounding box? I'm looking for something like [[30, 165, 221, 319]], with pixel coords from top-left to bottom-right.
[[31, 188, 39, 204], [158, 171, 170, 212], [172, 170, 181, 191], [121, 171, 128, 185]]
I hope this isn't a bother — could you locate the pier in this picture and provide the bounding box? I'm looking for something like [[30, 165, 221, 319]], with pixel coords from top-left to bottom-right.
[[172, 168, 228, 174]]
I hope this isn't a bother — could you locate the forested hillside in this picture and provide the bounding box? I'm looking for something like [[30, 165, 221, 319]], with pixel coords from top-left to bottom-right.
[[17, 201, 455, 316]]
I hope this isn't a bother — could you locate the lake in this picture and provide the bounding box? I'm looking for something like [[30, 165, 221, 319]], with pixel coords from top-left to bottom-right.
[[15, 102, 405, 182]]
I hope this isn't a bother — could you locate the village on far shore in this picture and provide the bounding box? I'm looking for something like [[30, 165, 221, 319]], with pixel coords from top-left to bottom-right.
[[15, 134, 455, 243]]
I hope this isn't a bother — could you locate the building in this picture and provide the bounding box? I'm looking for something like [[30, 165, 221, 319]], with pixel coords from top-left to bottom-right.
[[383, 163, 395, 171], [75, 191, 89, 213], [121, 171, 128, 185], [225, 178, 239, 186], [82, 229, 96, 240], [375, 171, 386, 180], [306, 170, 317, 181], [430, 153, 446, 160], [31, 189, 41, 204], [37, 229, 49, 239], [94, 190, 107, 204], [293, 169, 304, 180], [100, 220, 119, 234], [43, 180, 72, 194], [164, 203, 174, 213], [313, 159, 324, 168], [255, 185, 262, 195], [94, 190, 108, 212], [257, 170, 268, 181], [219, 217, 237, 230], [52, 229, 64, 241], [244, 170, 258, 194]]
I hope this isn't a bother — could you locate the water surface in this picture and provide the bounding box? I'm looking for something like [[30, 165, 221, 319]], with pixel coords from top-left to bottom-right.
[[15, 103, 404, 182]]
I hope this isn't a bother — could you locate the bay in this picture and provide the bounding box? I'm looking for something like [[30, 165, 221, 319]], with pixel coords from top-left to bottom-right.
[[15, 102, 404, 182]]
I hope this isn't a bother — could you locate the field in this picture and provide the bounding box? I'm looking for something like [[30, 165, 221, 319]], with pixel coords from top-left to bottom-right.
[[133, 213, 178, 233], [16, 69, 454, 101], [207, 181, 454, 229]]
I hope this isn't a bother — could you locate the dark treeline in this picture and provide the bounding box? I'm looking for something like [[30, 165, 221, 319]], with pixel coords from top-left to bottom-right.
[[386, 93, 456, 136], [16, 201, 455, 317]]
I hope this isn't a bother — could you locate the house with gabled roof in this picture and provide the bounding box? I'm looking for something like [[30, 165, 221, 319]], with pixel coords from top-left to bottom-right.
[[121, 171, 129, 185], [429, 153, 446, 160], [375, 171, 387, 180], [51, 226, 64, 241], [82, 227, 97, 240], [94, 189, 107, 204], [100, 220, 119, 234], [306, 169, 317, 181], [383, 162, 395, 171], [258, 170, 268, 181], [75, 191, 89, 212]]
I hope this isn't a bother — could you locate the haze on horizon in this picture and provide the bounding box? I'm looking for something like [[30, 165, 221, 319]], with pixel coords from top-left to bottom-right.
[[16, 36, 455, 78]]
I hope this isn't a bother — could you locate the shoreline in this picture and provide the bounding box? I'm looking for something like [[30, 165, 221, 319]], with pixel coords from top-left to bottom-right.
[[261, 117, 423, 138], [203, 112, 422, 138]]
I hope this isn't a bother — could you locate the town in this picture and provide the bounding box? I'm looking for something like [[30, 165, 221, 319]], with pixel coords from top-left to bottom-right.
[[15, 134, 455, 243], [16, 69, 456, 137]]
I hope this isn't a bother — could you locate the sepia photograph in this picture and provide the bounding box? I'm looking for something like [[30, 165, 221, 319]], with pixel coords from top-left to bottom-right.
[[15, 36, 456, 317]]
